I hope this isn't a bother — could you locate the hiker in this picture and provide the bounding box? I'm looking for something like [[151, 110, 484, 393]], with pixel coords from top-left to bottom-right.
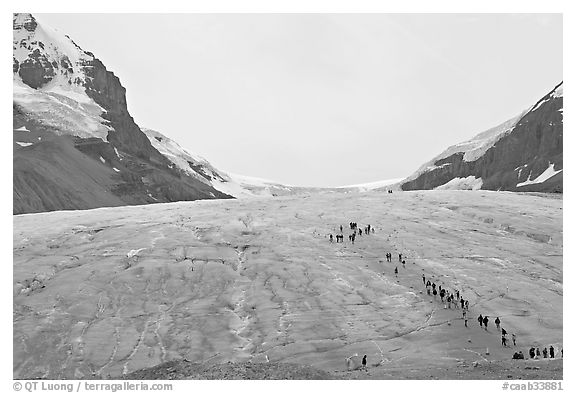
[[517, 351, 524, 359], [394, 267, 398, 276], [371, 227, 374, 233], [329, 234, 333, 243], [529, 348, 535, 358], [440, 289, 445, 302], [495, 317, 501, 330], [543, 347, 548, 358], [462, 309, 467, 319], [536, 348, 540, 357], [427, 287, 431, 295], [456, 291, 460, 300], [422, 274, 426, 285], [359, 228, 362, 236], [362, 355, 367, 369], [460, 298, 465, 309], [426, 280, 431, 288], [433, 288, 437, 297], [340, 225, 343, 232], [464, 317, 468, 327], [465, 300, 469, 310], [550, 346, 555, 358], [501, 335, 507, 347], [501, 327, 507, 336], [512, 334, 516, 346], [447, 296, 451, 308], [483, 316, 489, 330], [398, 253, 402, 262], [402, 259, 406, 268], [432, 283, 436, 290], [351, 233, 356, 244]]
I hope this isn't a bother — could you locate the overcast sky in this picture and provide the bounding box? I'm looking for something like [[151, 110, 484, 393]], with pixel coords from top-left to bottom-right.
[[35, 13, 562, 187]]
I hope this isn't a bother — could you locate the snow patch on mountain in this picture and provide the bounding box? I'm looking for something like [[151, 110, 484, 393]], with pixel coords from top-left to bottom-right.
[[435, 176, 483, 191], [516, 163, 562, 188], [13, 77, 111, 140]]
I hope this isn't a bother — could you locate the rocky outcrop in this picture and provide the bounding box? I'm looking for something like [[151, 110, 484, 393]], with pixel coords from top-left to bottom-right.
[[402, 82, 563, 193], [82, 58, 167, 161]]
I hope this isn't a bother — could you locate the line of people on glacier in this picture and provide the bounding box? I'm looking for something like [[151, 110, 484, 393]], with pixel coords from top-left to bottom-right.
[[423, 273, 562, 362]]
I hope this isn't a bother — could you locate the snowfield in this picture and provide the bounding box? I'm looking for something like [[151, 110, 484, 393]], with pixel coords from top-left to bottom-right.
[[13, 191, 562, 379]]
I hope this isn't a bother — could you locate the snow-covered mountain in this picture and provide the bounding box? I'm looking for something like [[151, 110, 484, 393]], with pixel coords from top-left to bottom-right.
[[401, 82, 563, 193], [13, 13, 236, 214]]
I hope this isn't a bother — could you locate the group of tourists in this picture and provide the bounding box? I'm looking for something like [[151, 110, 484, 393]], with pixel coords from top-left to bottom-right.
[[326, 221, 562, 370], [329, 222, 375, 246], [528, 345, 561, 359]]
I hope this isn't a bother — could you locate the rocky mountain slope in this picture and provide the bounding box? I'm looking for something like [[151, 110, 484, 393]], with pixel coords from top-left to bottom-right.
[[13, 13, 234, 214], [401, 82, 563, 193]]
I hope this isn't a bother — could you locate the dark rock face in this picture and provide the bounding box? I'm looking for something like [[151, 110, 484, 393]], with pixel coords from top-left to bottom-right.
[[82, 58, 160, 160], [13, 13, 37, 32], [18, 49, 56, 88], [402, 82, 563, 193]]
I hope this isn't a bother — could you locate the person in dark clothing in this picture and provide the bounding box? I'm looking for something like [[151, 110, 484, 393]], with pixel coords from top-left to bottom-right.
[[529, 348, 535, 358], [426, 280, 431, 287], [460, 298, 465, 308], [422, 274, 426, 285], [478, 315, 483, 327], [501, 328, 507, 337], [543, 347, 548, 358], [512, 333, 516, 346], [340, 225, 343, 232], [394, 267, 398, 276], [329, 234, 333, 243], [495, 317, 501, 330], [362, 355, 367, 368], [398, 253, 402, 262], [359, 228, 362, 236], [483, 316, 489, 330], [456, 291, 460, 300], [402, 259, 406, 268], [465, 300, 469, 310], [536, 348, 540, 357], [433, 288, 437, 297], [501, 335, 507, 347], [550, 346, 555, 358], [432, 283, 436, 290]]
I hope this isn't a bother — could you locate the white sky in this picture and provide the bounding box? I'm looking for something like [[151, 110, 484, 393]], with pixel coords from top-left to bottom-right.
[[34, 13, 562, 187]]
